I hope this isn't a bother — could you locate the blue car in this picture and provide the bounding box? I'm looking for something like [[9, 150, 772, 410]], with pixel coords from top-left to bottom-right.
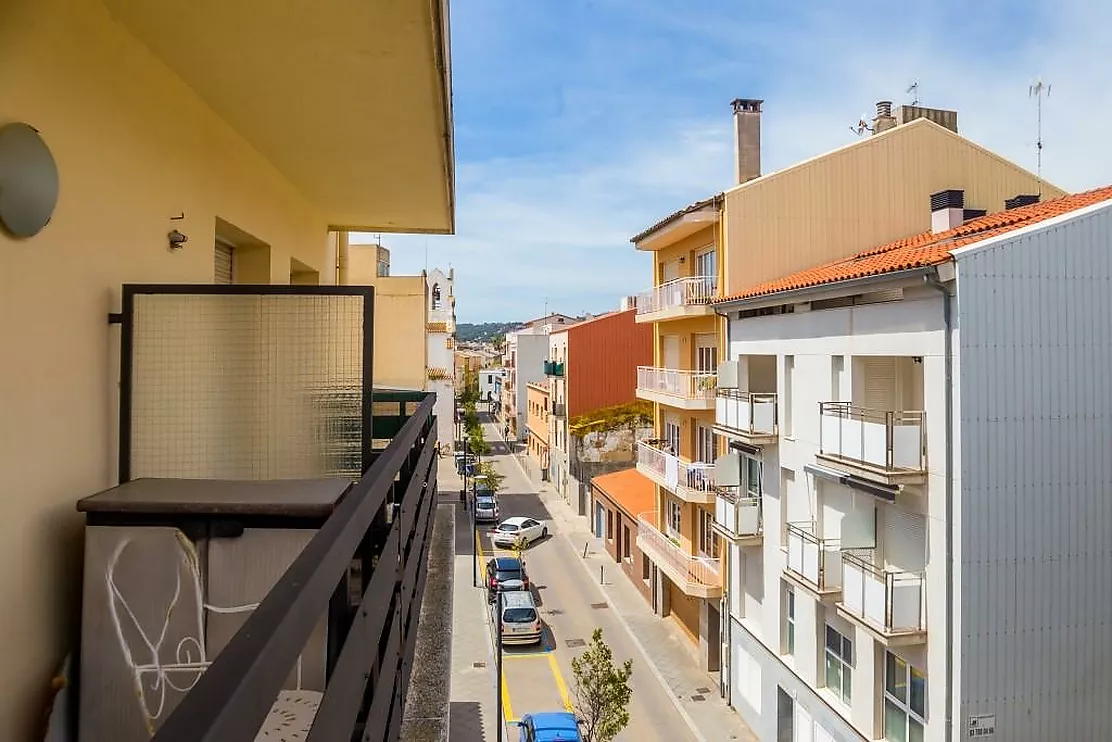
[[515, 712, 583, 741]]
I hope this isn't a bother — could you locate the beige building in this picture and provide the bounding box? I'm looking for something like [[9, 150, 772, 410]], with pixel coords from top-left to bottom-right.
[[631, 98, 1059, 679], [0, 1, 452, 737]]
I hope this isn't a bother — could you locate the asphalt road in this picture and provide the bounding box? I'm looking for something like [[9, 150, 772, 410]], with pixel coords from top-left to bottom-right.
[[453, 414, 697, 742]]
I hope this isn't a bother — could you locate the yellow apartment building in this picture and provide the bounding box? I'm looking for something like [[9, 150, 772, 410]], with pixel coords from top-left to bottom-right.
[[631, 98, 1060, 676], [525, 381, 551, 474], [0, 0, 453, 738]]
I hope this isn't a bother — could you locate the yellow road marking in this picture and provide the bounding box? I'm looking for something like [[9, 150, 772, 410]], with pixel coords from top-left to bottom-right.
[[501, 672, 515, 722], [503, 651, 550, 660], [548, 653, 574, 712]]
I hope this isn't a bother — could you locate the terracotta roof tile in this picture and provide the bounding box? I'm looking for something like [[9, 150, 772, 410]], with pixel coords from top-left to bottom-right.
[[716, 185, 1112, 303], [630, 194, 723, 244], [591, 468, 655, 518]]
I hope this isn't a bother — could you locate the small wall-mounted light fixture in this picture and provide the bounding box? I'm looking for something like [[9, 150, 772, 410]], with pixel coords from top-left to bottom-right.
[[168, 229, 188, 250], [913, 356, 923, 364], [679, 256, 686, 264]]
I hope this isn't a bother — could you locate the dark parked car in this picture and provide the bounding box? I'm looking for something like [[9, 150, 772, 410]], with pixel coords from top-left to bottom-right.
[[486, 556, 529, 602]]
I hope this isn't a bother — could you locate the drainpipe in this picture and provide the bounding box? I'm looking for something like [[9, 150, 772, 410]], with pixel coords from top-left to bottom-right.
[[925, 269, 955, 742], [712, 304, 731, 701]]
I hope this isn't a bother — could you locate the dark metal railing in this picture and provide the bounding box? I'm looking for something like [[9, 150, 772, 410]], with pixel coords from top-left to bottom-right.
[[151, 394, 438, 742]]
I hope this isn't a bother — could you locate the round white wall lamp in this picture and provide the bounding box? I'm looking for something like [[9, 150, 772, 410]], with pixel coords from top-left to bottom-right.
[[0, 122, 60, 238]]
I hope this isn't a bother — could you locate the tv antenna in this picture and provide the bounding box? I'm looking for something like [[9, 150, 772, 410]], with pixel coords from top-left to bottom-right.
[[1029, 78, 1051, 192], [849, 111, 873, 137], [907, 80, 920, 106]]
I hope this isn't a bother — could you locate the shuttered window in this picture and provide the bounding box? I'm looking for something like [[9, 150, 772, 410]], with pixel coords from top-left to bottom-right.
[[883, 507, 927, 572], [862, 356, 897, 410], [214, 242, 234, 285]]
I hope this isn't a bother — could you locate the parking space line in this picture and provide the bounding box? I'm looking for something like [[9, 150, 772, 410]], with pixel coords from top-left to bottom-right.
[[547, 653, 574, 712], [503, 651, 549, 660], [501, 673, 515, 724]]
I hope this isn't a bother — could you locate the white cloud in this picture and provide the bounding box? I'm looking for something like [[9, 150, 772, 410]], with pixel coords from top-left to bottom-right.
[[355, 0, 1112, 321]]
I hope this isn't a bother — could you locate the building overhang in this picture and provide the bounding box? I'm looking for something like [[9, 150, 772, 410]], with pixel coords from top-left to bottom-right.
[[714, 266, 940, 314], [104, 0, 455, 233], [632, 203, 720, 251]]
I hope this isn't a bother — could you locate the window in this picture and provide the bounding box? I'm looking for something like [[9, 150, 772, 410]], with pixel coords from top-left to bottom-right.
[[642, 553, 651, 581], [783, 356, 794, 437], [745, 456, 762, 498], [831, 355, 844, 401], [606, 509, 614, 541], [431, 283, 441, 309], [884, 652, 926, 742], [696, 344, 718, 374], [622, 526, 631, 560], [666, 499, 682, 538], [698, 508, 719, 558], [664, 420, 681, 454], [784, 586, 795, 655], [696, 424, 718, 464], [824, 625, 853, 704], [694, 247, 717, 281]]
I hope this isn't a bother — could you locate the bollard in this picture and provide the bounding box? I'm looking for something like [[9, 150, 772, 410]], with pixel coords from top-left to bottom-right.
[[582, 542, 588, 559], [599, 565, 604, 585]]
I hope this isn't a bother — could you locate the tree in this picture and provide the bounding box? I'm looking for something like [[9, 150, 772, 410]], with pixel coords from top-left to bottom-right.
[[570, 628, 633, 742], [476, 461, 504, 494]]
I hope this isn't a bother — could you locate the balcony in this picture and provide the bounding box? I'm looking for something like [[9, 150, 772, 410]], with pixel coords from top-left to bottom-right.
[[426, 320, 450, 333], [552, 402, 566, 418], [715, 389, 778, 444], [818, 403, 927, 485], [635, 440, 716, 504], [635, 276, 719, 323], [543, 360, 565, 377], [427, 366, 452, 381], [636, 513, 722, 598], [837, 549, 927, 646], [785, 522, 842, 599], [636, 366, 716, 410], [144, 396, 440, 741], [713, 490, 763, 545]]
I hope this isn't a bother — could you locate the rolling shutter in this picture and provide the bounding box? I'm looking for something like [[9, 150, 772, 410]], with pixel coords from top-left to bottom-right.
[[862, 357, 896, 410], [214, 242, 234, 285], [883, 507, 926, 572]]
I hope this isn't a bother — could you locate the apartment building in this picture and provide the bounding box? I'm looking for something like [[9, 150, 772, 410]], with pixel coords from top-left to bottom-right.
[[525, 381, 551, 475], [0, 1, 453, 738], [711, 187, 1112, 742], [629, 97, 1059, 679], [480, 367, 504, 405], [425, 267, 457, 446], [501, 326, 552, 442], [548, 309, 653, 513]]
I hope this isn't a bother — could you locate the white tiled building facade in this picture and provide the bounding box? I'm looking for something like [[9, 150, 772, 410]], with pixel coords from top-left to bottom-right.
[[426, 267, 456, 447], [713, 194, 1112, 742]]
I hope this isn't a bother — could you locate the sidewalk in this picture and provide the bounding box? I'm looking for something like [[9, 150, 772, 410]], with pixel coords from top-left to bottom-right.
[[525, 468, 759, 742], [442, 457, 500, 742]]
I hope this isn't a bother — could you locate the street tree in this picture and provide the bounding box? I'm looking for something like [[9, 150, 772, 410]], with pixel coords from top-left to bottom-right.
[[476, 461, 504, 494], [570, 628, 633, 742]]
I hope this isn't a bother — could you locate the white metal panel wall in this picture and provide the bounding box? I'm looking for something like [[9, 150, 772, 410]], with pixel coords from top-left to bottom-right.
[[955, 202, 1112, 741]]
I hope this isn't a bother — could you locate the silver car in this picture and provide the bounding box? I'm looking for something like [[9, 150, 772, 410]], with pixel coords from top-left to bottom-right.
[[475, 494, 499, 522]]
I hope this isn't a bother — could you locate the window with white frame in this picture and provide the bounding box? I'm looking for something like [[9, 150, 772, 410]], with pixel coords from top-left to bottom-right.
[[696, 344, 718, 374], [824, 625, 853, 704], [698, 508, 719, 558], [784, 586, 795, 655], [744, 456, 762, 498], [666, 499, 682, 538], [696, 424, 718, 464], [884, 652, 926, 742], [694, 247, 717, 281]]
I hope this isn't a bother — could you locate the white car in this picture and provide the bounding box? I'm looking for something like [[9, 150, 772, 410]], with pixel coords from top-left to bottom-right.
[[490, 516, 548, 548]]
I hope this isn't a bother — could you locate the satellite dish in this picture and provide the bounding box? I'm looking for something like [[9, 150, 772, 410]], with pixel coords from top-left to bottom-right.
[[0, 122, 60, 238]]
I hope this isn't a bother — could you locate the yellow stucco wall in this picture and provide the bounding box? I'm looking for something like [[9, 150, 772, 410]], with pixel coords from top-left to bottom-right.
[[0, 0, 333, 735], [344, 249, 428, 390]]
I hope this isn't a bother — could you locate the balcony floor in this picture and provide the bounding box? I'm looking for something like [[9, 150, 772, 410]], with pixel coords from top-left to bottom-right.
[[835, 604, 928, 647], [636, 388, 715, 411], [637, 535, 722, 599], [635, 304, 714, 324], [815, 452, 927, 486]]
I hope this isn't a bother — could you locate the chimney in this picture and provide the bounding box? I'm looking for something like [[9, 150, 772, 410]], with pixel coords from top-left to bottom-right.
[[731, 98, 763, 185], [931, 189, 965, 233], [872, 101, 897, 135], [1005, 194, 1041, 210], [897, 104, 959, 133]]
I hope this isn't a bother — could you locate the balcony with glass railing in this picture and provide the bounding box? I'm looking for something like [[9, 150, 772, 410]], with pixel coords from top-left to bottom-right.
[[715, 389, 778, 444], [635, 440, 715, 503], [634, 276, 718, 323], [837, 548, 927, 645], [635, 512, 722, 598], [713, 488, 762, 544], [785, 522, 842, 598], [818, 402, 927, 485], [636, 366, 716, 410]]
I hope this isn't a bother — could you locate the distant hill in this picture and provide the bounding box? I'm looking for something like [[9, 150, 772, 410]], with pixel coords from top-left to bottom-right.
[[456, 322, 520, 342]]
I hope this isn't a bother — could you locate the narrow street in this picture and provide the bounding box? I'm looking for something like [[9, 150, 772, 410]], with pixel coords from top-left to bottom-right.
[[451, 412, 698, 741]]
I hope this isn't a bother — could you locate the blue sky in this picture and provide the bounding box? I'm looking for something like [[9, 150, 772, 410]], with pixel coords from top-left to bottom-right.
[[352, 0, 1111, 323]]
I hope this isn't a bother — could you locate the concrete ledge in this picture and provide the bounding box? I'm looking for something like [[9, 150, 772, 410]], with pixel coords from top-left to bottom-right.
[[400, 505, 455, 742]]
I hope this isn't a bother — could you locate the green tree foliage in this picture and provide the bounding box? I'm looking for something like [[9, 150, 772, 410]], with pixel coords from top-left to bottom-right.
[[476, 461, 504, 494], [570, 628, 633, 742], [567, 401, 653, 437]]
